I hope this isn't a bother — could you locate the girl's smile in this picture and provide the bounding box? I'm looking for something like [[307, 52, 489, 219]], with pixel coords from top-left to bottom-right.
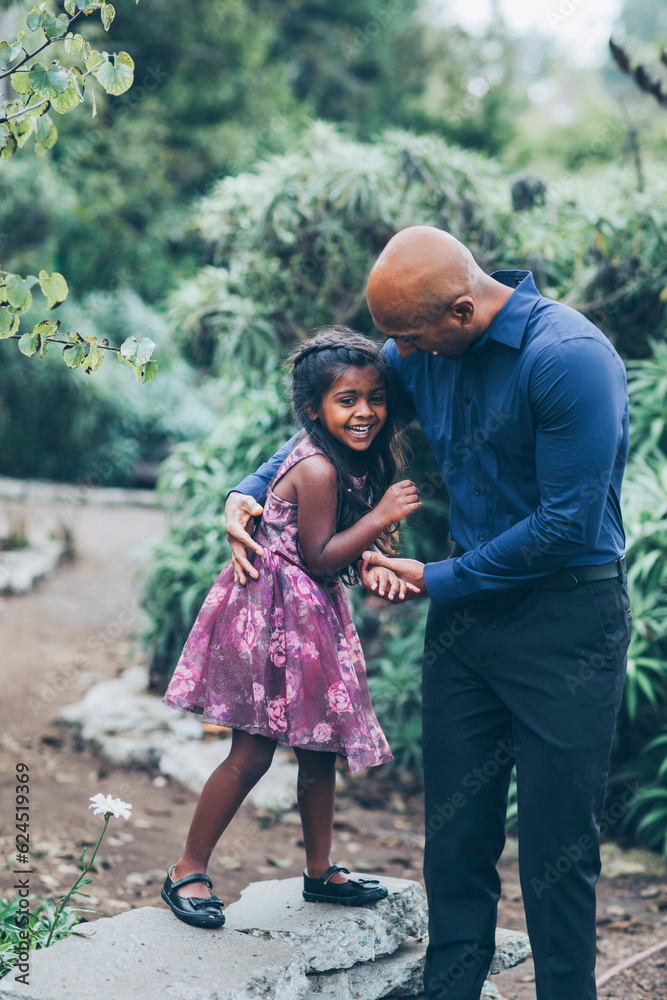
[[314, 365, 388, 451]]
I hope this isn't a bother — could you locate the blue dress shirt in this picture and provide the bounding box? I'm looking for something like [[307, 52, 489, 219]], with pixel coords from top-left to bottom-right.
[[231, 271, 629, 606]]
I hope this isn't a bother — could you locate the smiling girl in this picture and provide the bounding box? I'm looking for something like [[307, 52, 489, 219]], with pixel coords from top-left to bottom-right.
[[160, 328, 420, 929]]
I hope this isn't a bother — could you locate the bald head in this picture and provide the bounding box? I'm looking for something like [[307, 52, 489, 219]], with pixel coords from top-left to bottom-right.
[[366, 226, 511, 359]]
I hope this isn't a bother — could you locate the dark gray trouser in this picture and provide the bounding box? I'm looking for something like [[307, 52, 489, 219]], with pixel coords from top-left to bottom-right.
[[421, 578, 631, 1000]]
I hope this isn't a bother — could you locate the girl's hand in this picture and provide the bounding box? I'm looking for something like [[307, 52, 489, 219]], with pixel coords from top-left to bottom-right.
[[374, 480, 421, 527], [365, 564, 422, 601], [361, 550, 427, 600], [225, 492, 265, 584]]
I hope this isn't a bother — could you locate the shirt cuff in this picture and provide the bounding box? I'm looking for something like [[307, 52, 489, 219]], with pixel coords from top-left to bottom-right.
[[423, 558, 464, 606]]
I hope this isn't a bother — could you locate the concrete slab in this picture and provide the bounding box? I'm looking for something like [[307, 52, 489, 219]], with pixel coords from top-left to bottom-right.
[[224, 874, 428, 973], [0, 907, 308, 1000]]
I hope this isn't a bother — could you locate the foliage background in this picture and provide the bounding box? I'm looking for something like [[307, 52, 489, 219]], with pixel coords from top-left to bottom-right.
[[2, 0, 667, 851]]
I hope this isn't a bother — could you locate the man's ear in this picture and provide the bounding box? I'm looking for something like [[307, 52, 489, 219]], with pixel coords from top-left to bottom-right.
[[452, 296, 474, 325]]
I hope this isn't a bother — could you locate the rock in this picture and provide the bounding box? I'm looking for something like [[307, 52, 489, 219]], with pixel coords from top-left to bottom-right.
[[224, 874, 428, 973], [0, 475, 157, 508], [59, 666, 202, 767], [308, 937, 425, 998], [0, 540, 65, 596], [488, 927, 532, 974], [0, 907, 308, 1000], [59, 669, 300, 810], [410, 983, 508, 1000], [307, 926, 528, 999], [159, 740, 299, 811], [481, 984, 510, 1000]]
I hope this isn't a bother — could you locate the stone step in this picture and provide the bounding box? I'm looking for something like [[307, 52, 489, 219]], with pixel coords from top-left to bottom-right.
[[224, 873, 428, 973], [0, 907, 309, 1000], [0, 876, 530, 1000], [306, 930, 529, 1000]]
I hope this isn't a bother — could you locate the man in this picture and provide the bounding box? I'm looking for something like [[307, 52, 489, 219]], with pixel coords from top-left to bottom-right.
[[225, 226, 631, 1000]]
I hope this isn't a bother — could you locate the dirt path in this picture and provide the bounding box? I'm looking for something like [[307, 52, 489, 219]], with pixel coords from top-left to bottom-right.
[[1, 492, 665, 999]]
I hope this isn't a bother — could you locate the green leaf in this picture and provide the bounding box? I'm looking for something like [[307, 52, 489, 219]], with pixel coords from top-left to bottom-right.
[[85, 49, 104, 72], [33, 320, 54, 357], [78, 847, 86, 864], [64, 0, 77, 14], [140, 360, 159, 383], [0, 309, 20, 339], [120, 336, 155, 366], [0, 40, 23, 71], [39, 270, 68, 310], [94, 51, 134, 96], [82, 336, 104, 374], [63, 340, 86, 368], [26, 5, 48, 32], [100, 3, 115, 30], [64, 32, 84, 55], [26, 94, 51, 117], [41, 13, 69, 40], [18, 329, 40, 357], [33, 112, 57, 154], [28, 63, 69, 99], [51, 74, 81, 114], [0, 127, 17, 160], [10, 115, 33, 148], [10, 72, 35, 96], [6, 275, 30, 310]]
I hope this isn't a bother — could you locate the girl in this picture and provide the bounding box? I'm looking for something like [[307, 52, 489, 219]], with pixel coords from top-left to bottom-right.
[[161, 328, 420, 928]]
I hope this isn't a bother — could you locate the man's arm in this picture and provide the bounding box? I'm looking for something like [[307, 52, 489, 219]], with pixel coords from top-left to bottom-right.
[[422, 337, 628, 604], [225, 433, 298, 584], [228, 433, 299, 505]]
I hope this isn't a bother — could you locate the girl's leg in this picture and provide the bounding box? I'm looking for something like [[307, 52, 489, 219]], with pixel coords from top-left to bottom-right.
[[171, 730, 277, 897], [293, 747, 347, 884]]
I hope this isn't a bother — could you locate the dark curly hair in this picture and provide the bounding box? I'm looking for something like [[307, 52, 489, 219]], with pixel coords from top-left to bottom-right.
[[285, 326, 411, 584]]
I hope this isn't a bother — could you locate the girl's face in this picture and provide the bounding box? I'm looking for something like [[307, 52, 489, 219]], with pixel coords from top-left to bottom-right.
[[315, 365, 387, 452]]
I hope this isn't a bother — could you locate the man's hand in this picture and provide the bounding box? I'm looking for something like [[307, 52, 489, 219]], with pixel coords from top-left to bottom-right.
[[361, 550, 428, 601], [225, 492, 265, 584]]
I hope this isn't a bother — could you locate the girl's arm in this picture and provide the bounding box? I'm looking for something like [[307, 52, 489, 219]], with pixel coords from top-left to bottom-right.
[[293, 455, 420, 578]]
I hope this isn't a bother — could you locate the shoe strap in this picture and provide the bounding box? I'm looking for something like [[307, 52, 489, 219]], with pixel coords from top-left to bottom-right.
[[190, 894, 224, 909], [168, 867, 213, 891], [319, 864, 350, 884]]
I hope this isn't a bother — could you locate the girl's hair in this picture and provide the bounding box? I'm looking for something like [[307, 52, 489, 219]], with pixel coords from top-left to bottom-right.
[[286, 326, 410, 585]]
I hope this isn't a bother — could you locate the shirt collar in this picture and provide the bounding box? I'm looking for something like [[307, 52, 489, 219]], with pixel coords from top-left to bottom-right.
[[469, 270, 540, 352]]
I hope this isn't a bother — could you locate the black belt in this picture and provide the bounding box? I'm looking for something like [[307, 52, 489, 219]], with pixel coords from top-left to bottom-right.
[[531, 556, 626, 591], [448, 540, 626, 592]]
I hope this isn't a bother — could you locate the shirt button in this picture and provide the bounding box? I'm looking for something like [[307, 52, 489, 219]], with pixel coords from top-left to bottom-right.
[[464, 396, 471, 405], [473, 487, 481, 496], [478, 532, 486, 541], [467, 442, 474, 450]]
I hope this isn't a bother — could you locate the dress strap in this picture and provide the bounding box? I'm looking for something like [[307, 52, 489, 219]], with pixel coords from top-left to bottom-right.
[[273, 438, 326, 483]]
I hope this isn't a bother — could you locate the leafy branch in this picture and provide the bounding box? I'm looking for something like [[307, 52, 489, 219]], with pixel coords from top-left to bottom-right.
[[0, 270, 157, 381], [0, 1, 158, 382]]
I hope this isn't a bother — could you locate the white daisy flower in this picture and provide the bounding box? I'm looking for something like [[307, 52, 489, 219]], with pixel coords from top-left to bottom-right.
[[89, 793, 132, 820]]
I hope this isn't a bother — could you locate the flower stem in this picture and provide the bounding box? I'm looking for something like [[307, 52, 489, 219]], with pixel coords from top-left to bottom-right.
[[44, 813, 110, 948]]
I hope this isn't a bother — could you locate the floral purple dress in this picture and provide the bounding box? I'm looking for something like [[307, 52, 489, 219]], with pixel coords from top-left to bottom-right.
[[163, 440, 392, 773]]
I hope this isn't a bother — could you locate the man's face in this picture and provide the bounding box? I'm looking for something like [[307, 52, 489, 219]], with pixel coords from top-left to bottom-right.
[[373, 301, 477, 360]]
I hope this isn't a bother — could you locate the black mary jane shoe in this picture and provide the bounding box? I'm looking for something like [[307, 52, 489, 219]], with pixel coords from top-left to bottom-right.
[[302, 864, 389, 907], [161, 865, 225, 928]]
